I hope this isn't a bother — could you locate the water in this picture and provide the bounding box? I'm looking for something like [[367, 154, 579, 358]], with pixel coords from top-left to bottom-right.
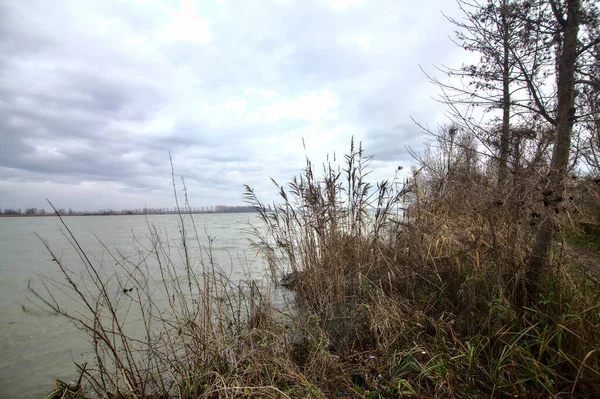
[[0, 213, 265, 398]]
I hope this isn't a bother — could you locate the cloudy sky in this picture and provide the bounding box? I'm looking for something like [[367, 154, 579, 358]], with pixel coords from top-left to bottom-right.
[[0, 0, 467, 212]]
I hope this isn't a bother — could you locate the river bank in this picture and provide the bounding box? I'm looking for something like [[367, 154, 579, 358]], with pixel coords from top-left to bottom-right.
[[32, 147, 600, 398]]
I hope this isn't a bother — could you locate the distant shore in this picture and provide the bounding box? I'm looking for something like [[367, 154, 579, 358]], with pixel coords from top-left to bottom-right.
[[0, 205, 266, 218], [0, 210, 261, 218]]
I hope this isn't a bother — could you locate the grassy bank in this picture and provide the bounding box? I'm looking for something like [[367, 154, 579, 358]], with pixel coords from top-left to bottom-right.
[[34, 140, 600, 398]]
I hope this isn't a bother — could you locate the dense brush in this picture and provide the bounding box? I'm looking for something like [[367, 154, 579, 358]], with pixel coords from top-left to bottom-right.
[[31, 139, 600, 398]]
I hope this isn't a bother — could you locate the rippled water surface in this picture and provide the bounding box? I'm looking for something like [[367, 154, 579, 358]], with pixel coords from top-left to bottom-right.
[[0, 213, 264, 398]]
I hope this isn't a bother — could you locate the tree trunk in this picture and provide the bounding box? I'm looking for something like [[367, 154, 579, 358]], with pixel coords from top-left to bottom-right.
[[499, 0, 511, 185], [525, 0, 580, 303]]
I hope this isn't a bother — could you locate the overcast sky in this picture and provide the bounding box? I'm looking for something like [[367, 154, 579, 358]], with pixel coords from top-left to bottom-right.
[[0, 0, 468, 211]]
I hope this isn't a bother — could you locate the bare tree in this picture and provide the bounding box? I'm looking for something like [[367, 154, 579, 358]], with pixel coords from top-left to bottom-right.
[[526, 0, 598, 299], [430, 0, 551, 184]]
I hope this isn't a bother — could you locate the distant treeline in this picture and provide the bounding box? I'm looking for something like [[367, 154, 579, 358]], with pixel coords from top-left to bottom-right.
[[0, 205, 263, 216]]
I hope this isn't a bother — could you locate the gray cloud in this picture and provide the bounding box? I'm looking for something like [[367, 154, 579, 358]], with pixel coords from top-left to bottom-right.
[[0, 0, 465, 211]]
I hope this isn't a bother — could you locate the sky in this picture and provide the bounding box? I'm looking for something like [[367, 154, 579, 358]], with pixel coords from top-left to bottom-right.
[[0, 0, 469, 212]]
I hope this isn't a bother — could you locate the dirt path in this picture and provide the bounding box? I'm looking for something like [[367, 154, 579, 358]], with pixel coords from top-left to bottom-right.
[[563, 241, 600, 276]]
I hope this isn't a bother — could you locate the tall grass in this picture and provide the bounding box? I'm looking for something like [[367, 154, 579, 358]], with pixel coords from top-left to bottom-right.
[[33, 139, 600, 398], [244, 138, 600, 397], [29, 194, 304, 398]]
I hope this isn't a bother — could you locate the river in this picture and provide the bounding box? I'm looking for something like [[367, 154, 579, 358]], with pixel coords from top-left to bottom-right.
[[0, 213, 266, 398]]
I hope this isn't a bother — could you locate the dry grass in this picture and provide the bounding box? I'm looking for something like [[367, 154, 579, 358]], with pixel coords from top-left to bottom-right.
[[31, 139, 600, 398]]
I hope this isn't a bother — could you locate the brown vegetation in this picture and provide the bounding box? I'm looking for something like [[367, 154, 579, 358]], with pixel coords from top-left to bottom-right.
[[29, 135, 600, 398]]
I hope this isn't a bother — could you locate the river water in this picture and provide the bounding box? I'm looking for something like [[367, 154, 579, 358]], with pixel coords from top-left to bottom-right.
[[0, 213, 266, 398]]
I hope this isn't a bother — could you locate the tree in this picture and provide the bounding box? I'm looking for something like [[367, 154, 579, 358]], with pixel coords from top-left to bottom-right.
[[432, 0, 549, 185], [432, 0, 598, 302], [526, 0, 594, 299], [575, 12, 600, 173]]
